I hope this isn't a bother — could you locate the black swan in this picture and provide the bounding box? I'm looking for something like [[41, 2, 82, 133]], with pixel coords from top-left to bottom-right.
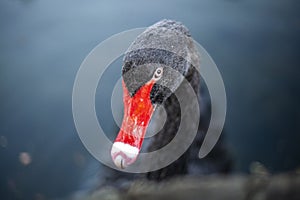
[[110, 19, 232, 180]]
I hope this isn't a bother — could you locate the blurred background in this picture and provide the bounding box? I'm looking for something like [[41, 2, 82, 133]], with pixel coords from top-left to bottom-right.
[[0, 0, 299, 199]]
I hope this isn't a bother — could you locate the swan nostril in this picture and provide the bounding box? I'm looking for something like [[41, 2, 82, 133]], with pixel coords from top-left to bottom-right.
[[120, 159, 124, 169], [113, 155, 126, 169]]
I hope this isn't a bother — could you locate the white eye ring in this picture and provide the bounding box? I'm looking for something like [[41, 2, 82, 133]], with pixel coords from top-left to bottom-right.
[[153, 67, 163, 80]]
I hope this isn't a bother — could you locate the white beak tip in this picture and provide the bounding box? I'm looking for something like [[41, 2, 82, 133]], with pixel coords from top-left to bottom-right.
[[111, 142, 139, 169]]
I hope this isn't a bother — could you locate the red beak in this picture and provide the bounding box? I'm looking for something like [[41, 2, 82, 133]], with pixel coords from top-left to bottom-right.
[[111, 80, 156, 168]]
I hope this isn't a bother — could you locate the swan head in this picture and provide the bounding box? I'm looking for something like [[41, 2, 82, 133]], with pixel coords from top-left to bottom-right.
[[111, 20, 200, 169]]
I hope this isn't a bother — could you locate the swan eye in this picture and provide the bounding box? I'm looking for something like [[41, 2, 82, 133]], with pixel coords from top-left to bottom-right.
[[153, 67, 163, 80]]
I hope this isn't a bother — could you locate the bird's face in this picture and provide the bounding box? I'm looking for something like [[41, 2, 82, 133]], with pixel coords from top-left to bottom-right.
[[110, 20, 199, 169], [111, 64, 168, 169]]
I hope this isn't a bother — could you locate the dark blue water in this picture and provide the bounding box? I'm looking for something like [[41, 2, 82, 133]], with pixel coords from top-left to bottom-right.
[[0, 0, 299, 199]]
